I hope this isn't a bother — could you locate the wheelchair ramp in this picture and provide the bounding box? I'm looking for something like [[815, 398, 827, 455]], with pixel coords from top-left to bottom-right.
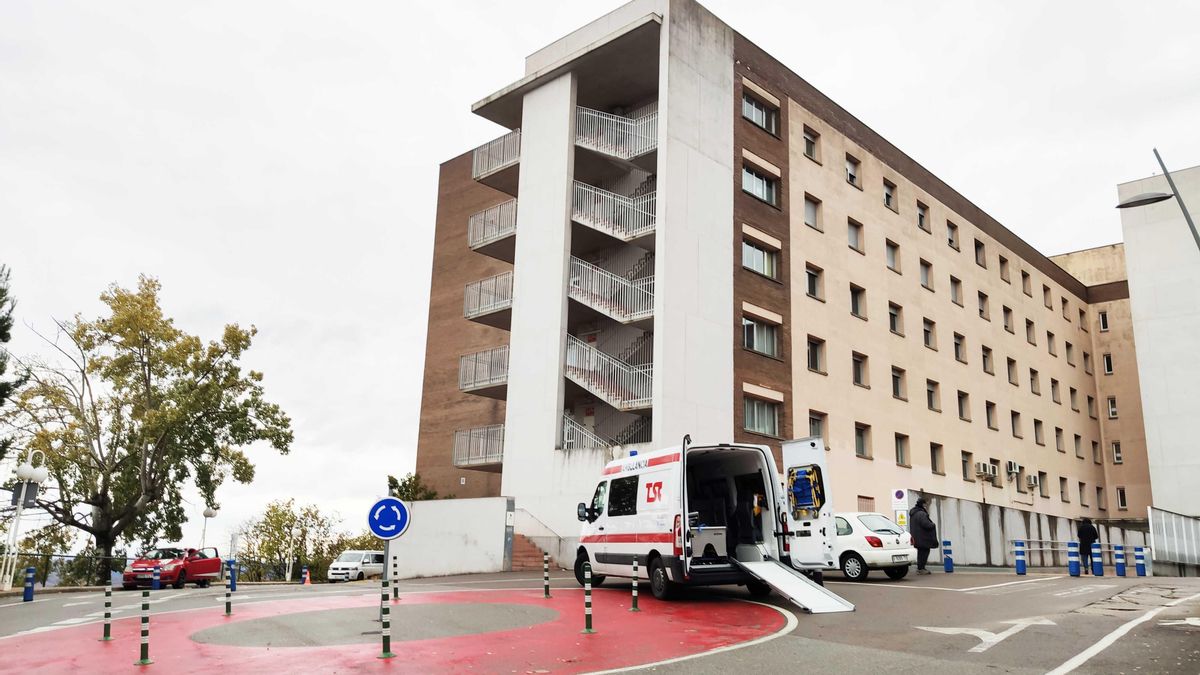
[[733, 559, 855, 614]]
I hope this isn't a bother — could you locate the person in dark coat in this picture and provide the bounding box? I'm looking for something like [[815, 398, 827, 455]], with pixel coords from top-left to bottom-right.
[[908, 497, 939, 575], [1078, 518, 1100, 574]]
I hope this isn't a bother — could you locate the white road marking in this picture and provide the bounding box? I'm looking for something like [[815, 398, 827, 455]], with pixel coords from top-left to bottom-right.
[[916, 616, 1056, 653], [0, 599, 45, 609], [61, 601, 93, 608], [826, 576, 1061, 594], [1046, 591, 1200, 674], [1159, 617, 1200, 627], [960, 576, 1063, 592], [1053, 584, 1116, 597]]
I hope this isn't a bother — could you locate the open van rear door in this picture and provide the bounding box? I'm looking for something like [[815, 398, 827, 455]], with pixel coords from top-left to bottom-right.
[[781, 437, 836, 571]]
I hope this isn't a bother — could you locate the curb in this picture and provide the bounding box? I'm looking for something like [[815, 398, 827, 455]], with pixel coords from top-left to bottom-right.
[[0, 580, 302, 599]]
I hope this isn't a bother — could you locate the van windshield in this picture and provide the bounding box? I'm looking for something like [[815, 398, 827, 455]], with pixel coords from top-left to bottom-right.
[[336, 552, 361, 563], [857, 514, 903, 535]]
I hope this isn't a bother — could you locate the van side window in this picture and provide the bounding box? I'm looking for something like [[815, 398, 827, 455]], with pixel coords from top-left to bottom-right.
[[835, 516, 852, 537], [608, 476, 640, 517], [591, 482, 608, 516], [373, 554, 385, 564]]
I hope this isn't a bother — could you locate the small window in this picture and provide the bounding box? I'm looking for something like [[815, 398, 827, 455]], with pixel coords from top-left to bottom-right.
[[1043, 284, 1052, 309], [744, 397, 780, 436], [803, 126, 820, 161], [1107, 396, 1118, 419], [923, 318, 937, 348], [883, 179, 897, 210], [806, 336, 826, 373], [947, 221, 960, 249], [1007, 357, 1018, 385], [835, 516, 853, 537], [891, 366, 907, 400], [1061, 297, 1070, 320], [742, 92, 778, 134], [808, 410, 827, 440], [1055, 427, 1064, 452], [590, 482, 608, 516], [886, 240, 901, 272], [1010, 410, 1022, 438], [985, 401, 997, 429], [1098, 486, 1107, 511], [1098, 310, 1110, 332], [1079, 308, 1088, 330], [957, 391, 970, 421], [930, 442, 944, 474], [950, 276, 963, 305], [1038, 471, 1049, 498], [847, 219, 864, 252], [742, 316, 779, 357], [889, 302, 905, 335], [1051, 378, 1061, 403], [1030, 368, 1040, 395], [856, 495, 876, 512], [974, 239, 987, 267], [608, 475, 640, 517], [1047, 331, 1057, 356], [806, 264, 825, 300], [850, 284, 866, 319], [961, 451, 974, 482], [999, 256, 1010, 283], [977, 291, 990, 320], [742, 166, 778, 205], [1060, 477, 1069, 502], [1103, 353, 1113, 375], [926, 379, 940, 411], [1116, 487, 1127, 510], [920, 259, 933, 290], [981, 346, 994, 374], [917, 202, 929, 232], [988, 459, 1001, 487], [852, 352, 869, 387], [953, 333, 966, 362], [742, 240, 779, 279], [1083, 351, 1092, 374], [804, 194, 822, 231], [1026, 319, 1036, 345], [894, 433, 909, 466], [1002, 306, 1013, 332], [854, 423, 872, 458], [1074, 434, 1083, 458], [1112, 441, 1123, 464], [1092, 441, 1101, 464], [1079, 481, 1088, 507], [1034, 419, 1045, 445], [846, 154, 861, 187], [1070, 387, 1079, 411], [1066, 342, 1075, 366]]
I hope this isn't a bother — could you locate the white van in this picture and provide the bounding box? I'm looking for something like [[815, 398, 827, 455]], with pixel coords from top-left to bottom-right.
[[326, 550, 385, 582], [575, 436, 854, 613]]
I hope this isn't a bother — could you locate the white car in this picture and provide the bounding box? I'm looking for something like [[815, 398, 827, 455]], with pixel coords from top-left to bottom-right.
[[326, 550, 385, 582], [829, 512, 916, 581]]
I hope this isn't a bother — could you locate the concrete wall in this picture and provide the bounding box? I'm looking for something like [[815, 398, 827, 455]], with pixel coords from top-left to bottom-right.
[[525, 0, 663, 74], [386, 498, 514, 579]]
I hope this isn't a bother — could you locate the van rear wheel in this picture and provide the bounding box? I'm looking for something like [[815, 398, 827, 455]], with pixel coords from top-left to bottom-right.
[[747, 580, 772, 598], [574, 554, 605, 587], [648, 556, 676, 600]]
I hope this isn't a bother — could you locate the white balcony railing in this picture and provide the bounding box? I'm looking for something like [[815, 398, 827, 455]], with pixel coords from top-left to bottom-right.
[[567, 257, 654, 323], [575, 107, 658, 160], [565, 334, 652, 410], [471, 129, 521, 179], [454, 424, 505, 467], [464, 271, 513, 319], [562, 414, 610, 452], [572, 181, 656, 241], [459, 345, 509, 391], [468, 199, 517, 249]]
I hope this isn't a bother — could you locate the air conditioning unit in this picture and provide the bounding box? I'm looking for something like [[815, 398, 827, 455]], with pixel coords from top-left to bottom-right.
[[1006, 460, 1021, 475], [986, 463, 999, 478], [974, 461, 991, 477], [1027, 474, 1041, 488]]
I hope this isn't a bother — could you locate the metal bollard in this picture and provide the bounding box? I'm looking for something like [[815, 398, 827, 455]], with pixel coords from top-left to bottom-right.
[[299, 566, 306, 584], [378, 580, 396, 659], [392, 556, 399, 600], [100, 584, 113, 641], [23, 567, 35, 602], [1091, 542, 1104, 576], [151, 565, 161, 591], [1014, 541, 1027, 576], [1067, 541, 1080, 576], [224, 563, 233, 616], [581, 562, 596, 634], [1114, 545, 1126, 576], [227, 559, 237, 592], [135, 590, 152, 666], [1135, 547, 1147, 576], [543, 552, 551, 599], [942, 540, 954, 573], [630, 558, 640, 612]]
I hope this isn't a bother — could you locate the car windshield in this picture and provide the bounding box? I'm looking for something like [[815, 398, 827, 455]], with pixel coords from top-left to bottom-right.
[[141, 548, 184, 560], [858, 514, 903, 535], [336, 552, 361, 562]]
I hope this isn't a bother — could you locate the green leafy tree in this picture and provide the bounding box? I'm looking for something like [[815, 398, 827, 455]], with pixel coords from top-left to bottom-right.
[[236, 499, 336, 581], [15, 523, 76, 587], [388, 472, 450, 501], [1, 276, 293, 584], [0, 265, 27, 462]]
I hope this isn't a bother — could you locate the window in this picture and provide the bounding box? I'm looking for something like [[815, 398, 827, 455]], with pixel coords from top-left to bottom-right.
[[806, 264, 824, 300], [1021, 270, 1032, 296], [741, 93, 778, 134], [1074, 434, 1083, 458], [978, 291, 990, 320], [920, 259, 933, 290], [1060, 477, 1069, 502], [744, 397, 780, 436], [957, 391, 970, 421], [895, 433, 909, 466], [850, 284, 866, 318], [804, 194, 822, 230], [742, 166, 778, 205], [590, 481, 608, 516], [1099, 310, 1109, 332], [1116, 487, 1127, 510], [923, 318, 937, 348], [1051, 378, 1061, 403], [835, 516, 852, 536], [999, 255, 1010, 282], [1066, 342, 1075, 366], [926, 379, 940, 411], [856, 495, 875, 512], [1070, 387, 1079, 411], [1047, 331, 1056, 356], [950, 276, 963, 305], [854, 423, 872, 458], [806, 336, 826, 373], [1079, 481, 1088, 507], [1097, 486, 1106, 511], [1083, 352, 1092, 374], [1030, 368, 1040, 395], [608, 475, 640, 517], [1103, 353, 1113, 375], [953, 333, 966, 362], [809, 410, 826, 440], [1034, 419, 1045, 445], [985, 401, 997, 429], [1055, 427, 1064, 452], [961, 451, 974, 481], [1079, 308, 1088, 330], [889, 303, 905, 335], [891, 366, 907, 399], [917, 202, 929, 231], [1007, 357, 1018, 385], [742, 240, 779, 279], [988, 459, 1001, 487], [947, 221, 960, 249], [1061, 297, 1069, 320], [930, 443, 944, 474], [742, 316, 778, 357], [1038, 471, 1049, 498], [847, 219, 864, 252], [1010, 411, 1022, 438], [845, 154, 861, 187], [1003, 306, 1013, 332], [1092, 441, 1101, 464], [1043, 284, 1052, 309], [852, 352, 869, 387], [981, 345, 994, 374], [1107, 396, 1118, 419], [974, 239, 987, 267], [886, 240, 900, 272], [803, 126, 820, 161], [1112, 441, 1123, 464], [883, 179, 897, 210], [1026, 319, 1036, 345], [1087, 395, 1096, 418]]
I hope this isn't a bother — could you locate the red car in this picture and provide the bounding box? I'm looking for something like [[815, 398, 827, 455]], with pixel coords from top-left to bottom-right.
[[123, 547, 222, 589]]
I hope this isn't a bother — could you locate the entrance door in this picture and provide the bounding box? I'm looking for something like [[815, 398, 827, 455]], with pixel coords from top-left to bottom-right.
[[782, 437, 836, 570]]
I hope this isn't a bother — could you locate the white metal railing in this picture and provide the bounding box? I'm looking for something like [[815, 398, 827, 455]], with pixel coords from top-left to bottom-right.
[[459, 345, 509, 391], [595, 411, 652, 446], [565, 334, 652, 409], [468, 199, 517, 249], [454, 424, 505, 466], [575, 107, 658, 160], [471, 129, 521, 179], [1150, 506, 1200, 565], [572, 181, 656, 240], [463, 271, 513, 319], [567, 257, 654, 323], [562, 414, 610, 452]]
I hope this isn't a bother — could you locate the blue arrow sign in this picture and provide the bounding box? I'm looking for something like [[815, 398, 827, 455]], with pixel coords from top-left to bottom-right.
[[368, 497, 411, 541]]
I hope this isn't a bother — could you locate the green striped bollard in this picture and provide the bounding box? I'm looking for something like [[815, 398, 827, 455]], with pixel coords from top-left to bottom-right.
[[581, 562, 596, 634], [630, 558, 640, 612], [99, 584, 113, 641], [543, 553, 551, 599], [378, 580, 396, 659], [134, 590, 152, 666]]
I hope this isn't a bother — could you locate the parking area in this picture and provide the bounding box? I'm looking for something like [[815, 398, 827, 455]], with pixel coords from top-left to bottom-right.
[[0, 569, 1197, 673]]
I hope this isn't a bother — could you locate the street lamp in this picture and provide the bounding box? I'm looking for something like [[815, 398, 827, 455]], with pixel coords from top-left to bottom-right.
[[1, 449, 49, 591], [200, 507, 218, 549], [1116, 148, 1200, 254]]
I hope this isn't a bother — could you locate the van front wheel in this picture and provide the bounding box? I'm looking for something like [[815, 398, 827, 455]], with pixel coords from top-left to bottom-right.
[[648, 556, 676, 600], [574, 554, 605, 587]]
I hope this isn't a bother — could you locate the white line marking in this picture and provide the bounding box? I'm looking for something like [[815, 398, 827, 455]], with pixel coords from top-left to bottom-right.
[[61, 601, 93, 607], [916, 616, 1055, 653], [0, 599, 46, 609], [825, 581, 961, 592], [1159, 617, 1200, 627], [1046, 591, 1200, 675], [1053, 584, 1116, 597], [959, 576, 1063, 592]]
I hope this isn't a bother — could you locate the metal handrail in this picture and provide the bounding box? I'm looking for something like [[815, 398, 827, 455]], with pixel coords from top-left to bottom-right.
[[567, 256, 654, 323], [463, 271, 513, 319], [575, 107, 658, 160], [562, 414, 609, 452], [564, 334, 652, 409], [468, 199, 517, 249], [453, 424, 505, 466], [471, 129, 521, 179], [571, 181, 656, 241], [459, 345, 509, 390]]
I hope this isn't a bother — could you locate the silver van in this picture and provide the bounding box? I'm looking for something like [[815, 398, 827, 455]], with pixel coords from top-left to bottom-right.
[[327, 550, 385, 582]]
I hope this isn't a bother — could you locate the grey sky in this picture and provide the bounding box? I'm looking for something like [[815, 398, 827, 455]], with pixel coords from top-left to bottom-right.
[[2, 0, 1198, 551]]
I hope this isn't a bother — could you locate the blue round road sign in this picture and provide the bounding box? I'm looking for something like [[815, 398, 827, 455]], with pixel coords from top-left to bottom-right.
[[368, 497, 411, 540]]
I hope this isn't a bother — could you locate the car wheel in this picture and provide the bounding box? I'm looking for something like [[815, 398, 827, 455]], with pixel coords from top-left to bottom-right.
[[173, 571, 186, 589], [841, 553, 869, 581], [884, 566, 909, 580], [573, 553, 605, 587], [197, 579, 210, 588], [747, 580, 772, 598], [356, 572, 364, 581], [648, 556, 676, 600]]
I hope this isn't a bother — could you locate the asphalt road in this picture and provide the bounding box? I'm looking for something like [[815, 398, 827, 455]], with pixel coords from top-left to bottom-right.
[[1, 569, 1198, 674]]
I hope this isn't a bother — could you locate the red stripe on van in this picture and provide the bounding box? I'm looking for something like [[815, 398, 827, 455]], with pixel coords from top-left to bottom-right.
[[601, 452, 681, 475], [580, 533, 675, 544]]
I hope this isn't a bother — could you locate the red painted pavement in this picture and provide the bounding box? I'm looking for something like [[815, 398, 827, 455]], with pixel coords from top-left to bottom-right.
[[8, 587, 786, 673]]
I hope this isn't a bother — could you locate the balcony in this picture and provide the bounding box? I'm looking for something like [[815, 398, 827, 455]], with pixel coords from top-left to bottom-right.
[[471, 129, 521, 196], [567, 257, 654, 326], [459, 345, 509, 399], [464, 271, 513, 329], [454, 424, 504, 471], [564, 334, 652, 411], [571, 181, 656, 243], [468, 199, 517, 262], [575, 106, 658, 165]]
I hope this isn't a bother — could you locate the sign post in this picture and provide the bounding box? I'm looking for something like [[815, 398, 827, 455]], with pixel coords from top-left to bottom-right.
[[891, 489, 908, 528], [368, 496, 411, 660]]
